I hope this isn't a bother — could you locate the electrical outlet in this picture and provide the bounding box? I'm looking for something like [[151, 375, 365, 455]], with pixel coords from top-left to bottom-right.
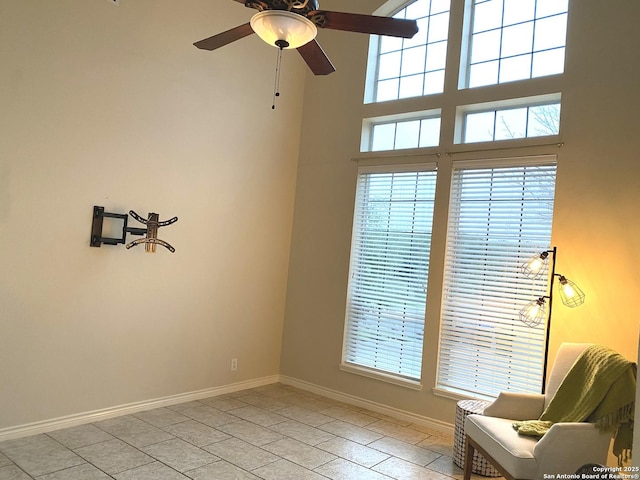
[[231, 358, 238, 371]]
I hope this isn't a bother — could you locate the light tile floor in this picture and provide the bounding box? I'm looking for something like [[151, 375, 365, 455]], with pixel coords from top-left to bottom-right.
[[0, 383, 487, 480]]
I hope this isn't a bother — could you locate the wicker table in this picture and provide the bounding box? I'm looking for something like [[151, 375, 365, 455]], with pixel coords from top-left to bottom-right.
[[453, 399, 501, 477]]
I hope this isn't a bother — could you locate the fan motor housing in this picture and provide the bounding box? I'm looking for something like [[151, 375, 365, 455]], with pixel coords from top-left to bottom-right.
[[246, 0, 319, 15]]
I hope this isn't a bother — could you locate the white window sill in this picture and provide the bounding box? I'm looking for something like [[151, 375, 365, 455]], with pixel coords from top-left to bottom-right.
[[339, 363, 423, 391]]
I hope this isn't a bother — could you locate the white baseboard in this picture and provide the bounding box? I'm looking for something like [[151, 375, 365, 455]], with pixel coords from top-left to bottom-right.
[[280, 375, 454, 436], [0, 375, 279, 442], [0, 374, 453, 443]]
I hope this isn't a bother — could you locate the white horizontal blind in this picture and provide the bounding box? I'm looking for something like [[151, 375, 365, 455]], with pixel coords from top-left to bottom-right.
[[437, 158, 557, 398], [343, 165, 437, 380]]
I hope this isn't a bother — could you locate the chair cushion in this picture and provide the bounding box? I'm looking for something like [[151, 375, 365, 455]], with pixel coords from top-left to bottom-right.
[[465, 414, 539, 479]]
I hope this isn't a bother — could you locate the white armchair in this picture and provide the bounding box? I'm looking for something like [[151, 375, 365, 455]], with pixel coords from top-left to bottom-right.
[[464, 343, 612, 480]]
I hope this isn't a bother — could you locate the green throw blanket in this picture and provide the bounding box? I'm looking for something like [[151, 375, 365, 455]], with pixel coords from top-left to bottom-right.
[[513, 344, 636, 465]]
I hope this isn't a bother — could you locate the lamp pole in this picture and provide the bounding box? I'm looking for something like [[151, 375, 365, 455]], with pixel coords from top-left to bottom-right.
[[541, 246, 557, 394]]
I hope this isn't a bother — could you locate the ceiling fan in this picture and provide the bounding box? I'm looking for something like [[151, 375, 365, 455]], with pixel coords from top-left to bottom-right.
[[194, 0, 419, 76]]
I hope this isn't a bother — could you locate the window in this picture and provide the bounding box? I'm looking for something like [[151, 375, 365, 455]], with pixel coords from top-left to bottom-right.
[[368, 0, 452, 103], [349, 0, 569, 398], [367, 115, 441, 151], [464, 0, 569, 88], [342, 165, 437, 382], [461, 99, 560, 143], [437, 157, 557, 398]]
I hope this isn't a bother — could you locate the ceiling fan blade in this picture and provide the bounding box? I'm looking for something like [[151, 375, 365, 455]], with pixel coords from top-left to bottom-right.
[[297, 40, 336, 76], [194, 23, 254, 51], [309, 11, 418, 39]]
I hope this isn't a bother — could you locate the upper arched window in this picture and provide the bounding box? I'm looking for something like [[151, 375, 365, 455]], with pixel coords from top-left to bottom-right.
[[367, 0, 451, 103], [362, 0, 568, 153], [463, 0, 568, 88], [366, 0, 568, 104]]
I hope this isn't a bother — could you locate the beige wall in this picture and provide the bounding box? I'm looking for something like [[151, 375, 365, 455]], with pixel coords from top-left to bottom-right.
[[0, 0, 305, 429], [281, 0, 640, 425]]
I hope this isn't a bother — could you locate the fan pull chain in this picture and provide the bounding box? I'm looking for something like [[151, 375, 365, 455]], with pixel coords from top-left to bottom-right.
[[272, 40, 288, 110]]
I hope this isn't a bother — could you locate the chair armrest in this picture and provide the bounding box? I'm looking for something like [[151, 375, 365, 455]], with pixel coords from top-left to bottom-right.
[[533, 423, 612, 474], [483, 392, 545, 420]]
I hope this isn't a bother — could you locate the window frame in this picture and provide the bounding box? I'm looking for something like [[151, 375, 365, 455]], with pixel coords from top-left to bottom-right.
[[364, 0, 453, 104], [460, 0, 569, 89], [455, 93, 562, 144], [341, 162, 438, 388], [347, 0, 570, 400], [362, 109, 442, 152], [435, 155, 558, 399]]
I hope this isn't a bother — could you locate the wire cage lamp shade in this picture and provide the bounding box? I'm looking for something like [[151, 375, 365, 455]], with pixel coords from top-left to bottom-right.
[[519, 297, 548, 327], [518, 249, 586, 323], [518, 246, 586, 392], [520, 251, 550, 279], [557, 275, 586, 307]]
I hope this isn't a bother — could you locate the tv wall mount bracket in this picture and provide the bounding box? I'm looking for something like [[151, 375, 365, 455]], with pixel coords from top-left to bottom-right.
[[90, 206, 178, 253]]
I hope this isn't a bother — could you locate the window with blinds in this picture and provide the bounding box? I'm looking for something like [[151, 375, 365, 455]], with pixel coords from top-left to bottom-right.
[[437, 157, 557, 399], [343, 165, 437, 381]]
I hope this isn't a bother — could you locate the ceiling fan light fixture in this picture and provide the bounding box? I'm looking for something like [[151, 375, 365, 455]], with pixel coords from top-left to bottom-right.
[[250, 10, 317, 49]]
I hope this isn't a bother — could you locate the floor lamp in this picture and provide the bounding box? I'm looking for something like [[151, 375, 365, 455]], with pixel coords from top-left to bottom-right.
[[519, 246, 586, 393]]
